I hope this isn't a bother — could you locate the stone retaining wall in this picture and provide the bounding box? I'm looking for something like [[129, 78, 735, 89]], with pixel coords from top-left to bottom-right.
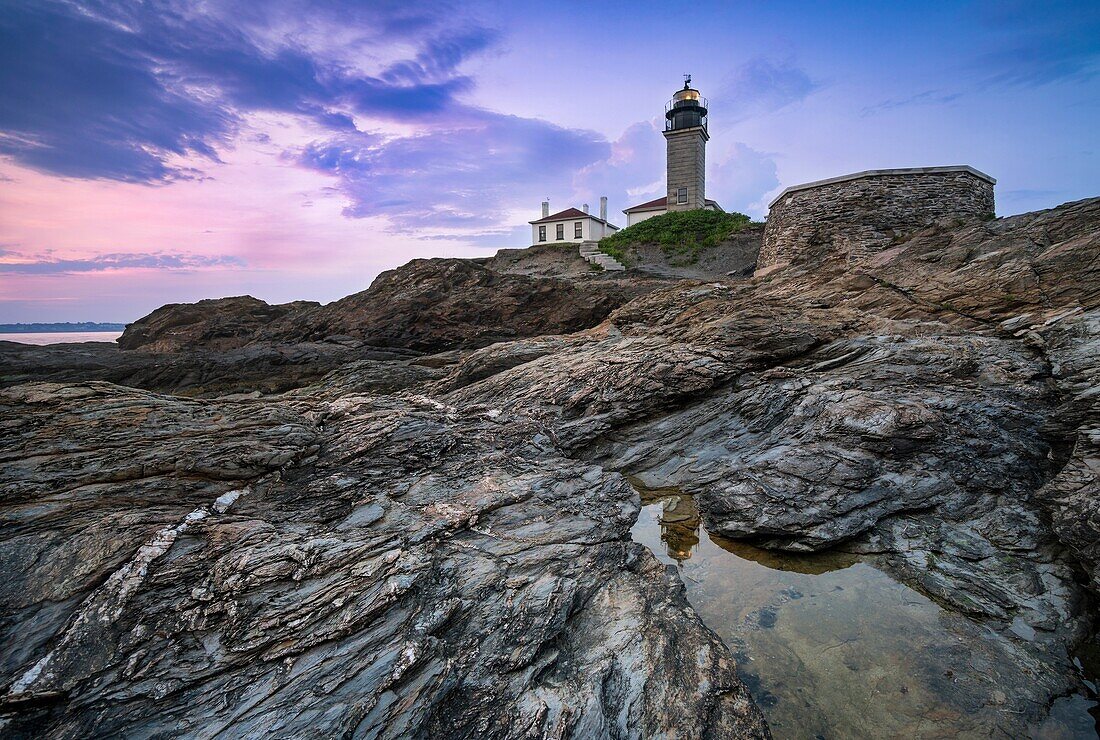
[[757, 166, 995, 274]]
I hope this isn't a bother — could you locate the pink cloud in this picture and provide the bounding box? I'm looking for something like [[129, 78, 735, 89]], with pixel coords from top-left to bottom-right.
[[0, 116, 491, 322]]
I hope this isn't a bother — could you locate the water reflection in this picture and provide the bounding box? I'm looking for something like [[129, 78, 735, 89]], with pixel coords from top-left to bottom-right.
[[632, 480, 699, 562], [631, 477, 857, 574], [629, 480, 1100, 739]]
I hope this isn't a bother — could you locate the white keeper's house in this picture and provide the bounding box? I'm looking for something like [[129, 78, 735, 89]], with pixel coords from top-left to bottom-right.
[[622, 195, 724, 226], [529, 196, 619, 245]]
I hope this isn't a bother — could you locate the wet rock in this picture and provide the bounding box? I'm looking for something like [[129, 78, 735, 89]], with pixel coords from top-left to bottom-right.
[[0, 383, 768, 738], [0, 339, 416, 398], [437, 198, 1099, 733]]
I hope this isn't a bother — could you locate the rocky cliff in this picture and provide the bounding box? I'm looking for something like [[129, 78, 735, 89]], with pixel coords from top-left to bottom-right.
[[122, 258, 656, 354], [1, 259, 657, 397], [1, 197, 1097, 738], [116, 296, 320, 353]]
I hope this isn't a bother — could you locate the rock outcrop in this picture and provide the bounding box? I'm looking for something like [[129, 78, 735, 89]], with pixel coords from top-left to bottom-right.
[[480, 243, 597, 278], [613, 224, 764, 279], [117, 296, 320, 353], [1, 197, 1098, 737], [0, 339, 419, 398], [112, 258, 653, 356], [0, 382, 768, 738], [427, 197, 1100, 733], [257, 258, 653, 350], [3, 258, 659, 398], [1032, 309, 1100, 591]]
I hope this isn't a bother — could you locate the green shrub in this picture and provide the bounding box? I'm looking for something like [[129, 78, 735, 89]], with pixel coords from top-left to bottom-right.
[[599, 209, 754, 263], [598, 242, 630, 266]]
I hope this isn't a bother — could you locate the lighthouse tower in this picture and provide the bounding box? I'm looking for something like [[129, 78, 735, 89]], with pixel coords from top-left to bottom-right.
[[663, 76, 709, 211]]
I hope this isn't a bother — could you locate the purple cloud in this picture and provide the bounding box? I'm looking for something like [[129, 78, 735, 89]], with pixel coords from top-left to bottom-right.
[[0, 1, 498, 182], [965, 0, 1100, 87], [573, 121, 779, 220], [861, 90, 963, 117], [713, 58, 821, 122], [0, 252, 245, 275], [297, 112, 610, 230], [707, 143, 780, 215], [573, 121, 667, 208]]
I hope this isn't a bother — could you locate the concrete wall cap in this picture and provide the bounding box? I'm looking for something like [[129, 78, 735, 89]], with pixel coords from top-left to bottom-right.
[[767, 166, 996, 208]]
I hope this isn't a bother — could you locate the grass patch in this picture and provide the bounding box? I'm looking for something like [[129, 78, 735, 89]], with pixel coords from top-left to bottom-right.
[[599, 209, 754, 263]]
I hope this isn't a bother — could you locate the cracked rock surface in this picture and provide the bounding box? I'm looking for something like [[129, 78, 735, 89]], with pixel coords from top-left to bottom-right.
[[0, 383, 767, 738], [1, 197, 1098, 737], [0, 259, 658, 398], [431, 197, 1100, 732]]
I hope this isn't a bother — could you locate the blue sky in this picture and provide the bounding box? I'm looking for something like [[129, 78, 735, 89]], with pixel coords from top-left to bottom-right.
[[0, 0, 1097, 322]]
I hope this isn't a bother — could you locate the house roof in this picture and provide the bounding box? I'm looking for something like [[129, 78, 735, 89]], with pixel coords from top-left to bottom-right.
[[622, 197, 667, 214], [529, 207, 617, 228], [623, 197, 724, 213]]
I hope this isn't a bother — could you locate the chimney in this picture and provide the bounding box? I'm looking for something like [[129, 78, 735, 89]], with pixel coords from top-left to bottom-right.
[[583, 203, 589, 214], [599, 196, 608, 222], [541, 201, 549, 218]]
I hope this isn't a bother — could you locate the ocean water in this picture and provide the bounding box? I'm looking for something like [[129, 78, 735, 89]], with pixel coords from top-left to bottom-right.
[[0, 331, 122, 345]]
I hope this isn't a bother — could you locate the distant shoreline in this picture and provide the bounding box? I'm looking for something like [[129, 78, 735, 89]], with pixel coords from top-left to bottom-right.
[[0, 322, 126, 333]]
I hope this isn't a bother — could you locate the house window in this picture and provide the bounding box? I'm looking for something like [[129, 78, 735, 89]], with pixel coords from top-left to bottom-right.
[[538, 225, 546, 242], [677, 187, 688, 204], [556, 223, 564, 240], [574, 221, 583, 238]]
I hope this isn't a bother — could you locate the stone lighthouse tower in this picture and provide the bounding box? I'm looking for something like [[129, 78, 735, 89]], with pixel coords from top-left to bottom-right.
[[663, 76, 709, 211]]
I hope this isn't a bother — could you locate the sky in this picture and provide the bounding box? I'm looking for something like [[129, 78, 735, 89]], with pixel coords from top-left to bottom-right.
[[1, 0, 1097, 323]]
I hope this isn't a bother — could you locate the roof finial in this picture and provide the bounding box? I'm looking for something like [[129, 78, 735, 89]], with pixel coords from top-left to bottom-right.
[[683, 73, 691, 89]]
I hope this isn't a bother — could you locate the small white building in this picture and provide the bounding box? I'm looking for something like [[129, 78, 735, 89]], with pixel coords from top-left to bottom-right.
[[622, 196, 724, 226], [529, 197, 619, 245]]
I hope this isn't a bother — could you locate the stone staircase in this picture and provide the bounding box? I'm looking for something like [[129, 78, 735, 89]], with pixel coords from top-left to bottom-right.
[[578, 241, 625, 271]]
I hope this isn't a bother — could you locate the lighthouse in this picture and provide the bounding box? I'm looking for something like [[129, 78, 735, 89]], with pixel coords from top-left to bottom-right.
[[622, 77, 722, 225], [663, 76, 709, 211]]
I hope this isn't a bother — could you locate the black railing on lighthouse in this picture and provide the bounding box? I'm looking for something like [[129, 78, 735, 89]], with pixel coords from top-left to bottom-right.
[[664, 95, 709, 132]]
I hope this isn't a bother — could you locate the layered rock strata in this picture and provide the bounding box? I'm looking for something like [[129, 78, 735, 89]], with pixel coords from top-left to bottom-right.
[[1, 196, 1097, 737]]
